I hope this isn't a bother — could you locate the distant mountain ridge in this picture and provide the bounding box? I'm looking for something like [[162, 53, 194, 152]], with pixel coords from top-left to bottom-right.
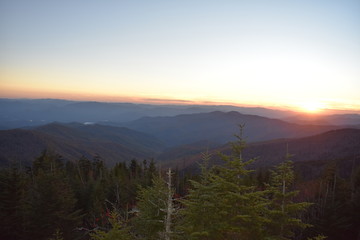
[[0, 98, 298, 129], [0, 119, 358, 171], [163, 128, 360, 172], [1, 98, 359, 130], [282, 113, 360, 126], [0, 123, 164, 166], [1, 98, 359, 169], [121, 111, 343, 147]]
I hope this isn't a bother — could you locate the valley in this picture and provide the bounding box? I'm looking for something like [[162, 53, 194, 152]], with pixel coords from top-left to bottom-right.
[[1, 98, 360, 240], [1, 98, 359, 171]]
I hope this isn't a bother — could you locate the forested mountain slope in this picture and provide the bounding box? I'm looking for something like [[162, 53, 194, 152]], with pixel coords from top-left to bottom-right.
[[164, 128, 360, 173], [282, 113, 360, 125], [122, 111, 341, 147], [1, 110, 357, 170], [0, 98, 295, 129], [0, 123, 164, 166]]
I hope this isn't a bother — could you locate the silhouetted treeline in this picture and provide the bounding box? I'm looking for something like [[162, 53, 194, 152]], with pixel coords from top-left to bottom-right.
[[0, 146, 359, 239]]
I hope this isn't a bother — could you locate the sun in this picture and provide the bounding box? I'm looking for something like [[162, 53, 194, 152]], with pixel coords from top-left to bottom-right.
[[299, 101, 326, 113]]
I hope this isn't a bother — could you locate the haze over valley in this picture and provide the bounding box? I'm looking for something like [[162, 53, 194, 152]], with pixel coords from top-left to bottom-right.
[[1, 1, 360, 239], [1, 98, 359, 169]]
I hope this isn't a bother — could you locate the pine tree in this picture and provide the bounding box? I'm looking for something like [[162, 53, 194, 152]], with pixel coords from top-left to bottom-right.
[[213, 129, 269, 239], [349, 166, 360, 240], [90, 212, 132, 240], [164, 168, 176, 240], [307, 235, 327, 240], [179, 152, 229, 239], [266, 159, 311, 239], [48, 229, 64, 240], [25, 152, 82, 240], [311, 162, 353, 240], [0, 166, 26, 240], [133, 174, 168, 239], [107, 162, 133, 209], [180, 127, 270, 239]]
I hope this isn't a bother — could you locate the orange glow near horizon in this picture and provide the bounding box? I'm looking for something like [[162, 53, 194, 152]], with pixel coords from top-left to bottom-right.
[[1, 1, 359, 115], [298, 101, 327, 113], [1, 71, 359, 113], [1, 84, 360, 114]]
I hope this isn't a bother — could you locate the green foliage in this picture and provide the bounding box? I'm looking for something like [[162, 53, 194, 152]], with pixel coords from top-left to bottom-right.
[[90, 212, 132, 240], [25, 153, 82, 240], [266, 160, 312, 239], [213, 136, 270, 239], [307, 234, 327, 240], [179, 152, 230, 239], [133, 175, 168, 239], [5, 127, 360, 240], [306, 162, 358, 240], [179, 128, 271, 239], [48, 229, 64, 240], [0, 166, 26, 239], [179, 127, 313, 240]]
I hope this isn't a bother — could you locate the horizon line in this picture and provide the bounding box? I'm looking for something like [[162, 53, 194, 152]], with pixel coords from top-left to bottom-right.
[[1, 96, 360, 115]]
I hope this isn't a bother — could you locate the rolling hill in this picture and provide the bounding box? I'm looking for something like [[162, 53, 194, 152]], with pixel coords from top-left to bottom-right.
[[0, 98, 296, 129], [1, 106, 358, 171], [122, 111, 342, 147], [282, 113, 360, 126], [161, 128, 360, 174], [2, 98, 359, 131], [0, 123, 165, 166]]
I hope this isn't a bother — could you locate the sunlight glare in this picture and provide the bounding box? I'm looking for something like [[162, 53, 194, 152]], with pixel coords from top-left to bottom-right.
[[299, 101, 326, 113]]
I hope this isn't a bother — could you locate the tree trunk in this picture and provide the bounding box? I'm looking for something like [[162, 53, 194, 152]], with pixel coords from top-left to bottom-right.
[[165, 168, 173, 240]]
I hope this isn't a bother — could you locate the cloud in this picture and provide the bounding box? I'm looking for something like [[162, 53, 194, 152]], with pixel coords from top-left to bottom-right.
[[141, 98, 195, 104]]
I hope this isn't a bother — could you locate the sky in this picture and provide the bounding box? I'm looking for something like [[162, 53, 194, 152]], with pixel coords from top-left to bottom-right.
[[1, 0, 359, 112]]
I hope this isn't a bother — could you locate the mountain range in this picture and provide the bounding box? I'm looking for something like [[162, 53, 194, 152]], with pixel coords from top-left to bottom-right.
[[1, 98, 359, 130], [0, 98, 294, 129], [165, 128, 360, 174], [0, 113, 358, 168], [0, 123, 164, 166], [1, 98, 359, 171], [120, 111, 342, 147]]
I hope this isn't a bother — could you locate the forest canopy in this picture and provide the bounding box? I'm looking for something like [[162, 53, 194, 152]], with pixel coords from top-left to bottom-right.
[[0, 130, 359, 240]]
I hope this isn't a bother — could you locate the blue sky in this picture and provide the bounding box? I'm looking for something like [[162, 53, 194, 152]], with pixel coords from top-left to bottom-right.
[[1, 0, 359, 111]]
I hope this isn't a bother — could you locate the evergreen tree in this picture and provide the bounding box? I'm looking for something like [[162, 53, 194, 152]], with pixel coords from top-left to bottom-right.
[[107, 161, 136, 212], [25, 153, 81, 240], [130, 159, 142, 180], [179, 152, 229, 239], [48, 229, 64, 240], [143, 158, 157, 186], [0, 166, 26, 240], [180, 127, 270, 239], [92, 155, 106, 181], [213, 131, 269, 239], [163, 168, 176, 240], [349, 166, 360, 240], [77, 156, 93, 184], [90, 212, 132, 240], [311, 162, 353, 240], [133, 174, 168, 239], [266, 159, 311, 239]]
